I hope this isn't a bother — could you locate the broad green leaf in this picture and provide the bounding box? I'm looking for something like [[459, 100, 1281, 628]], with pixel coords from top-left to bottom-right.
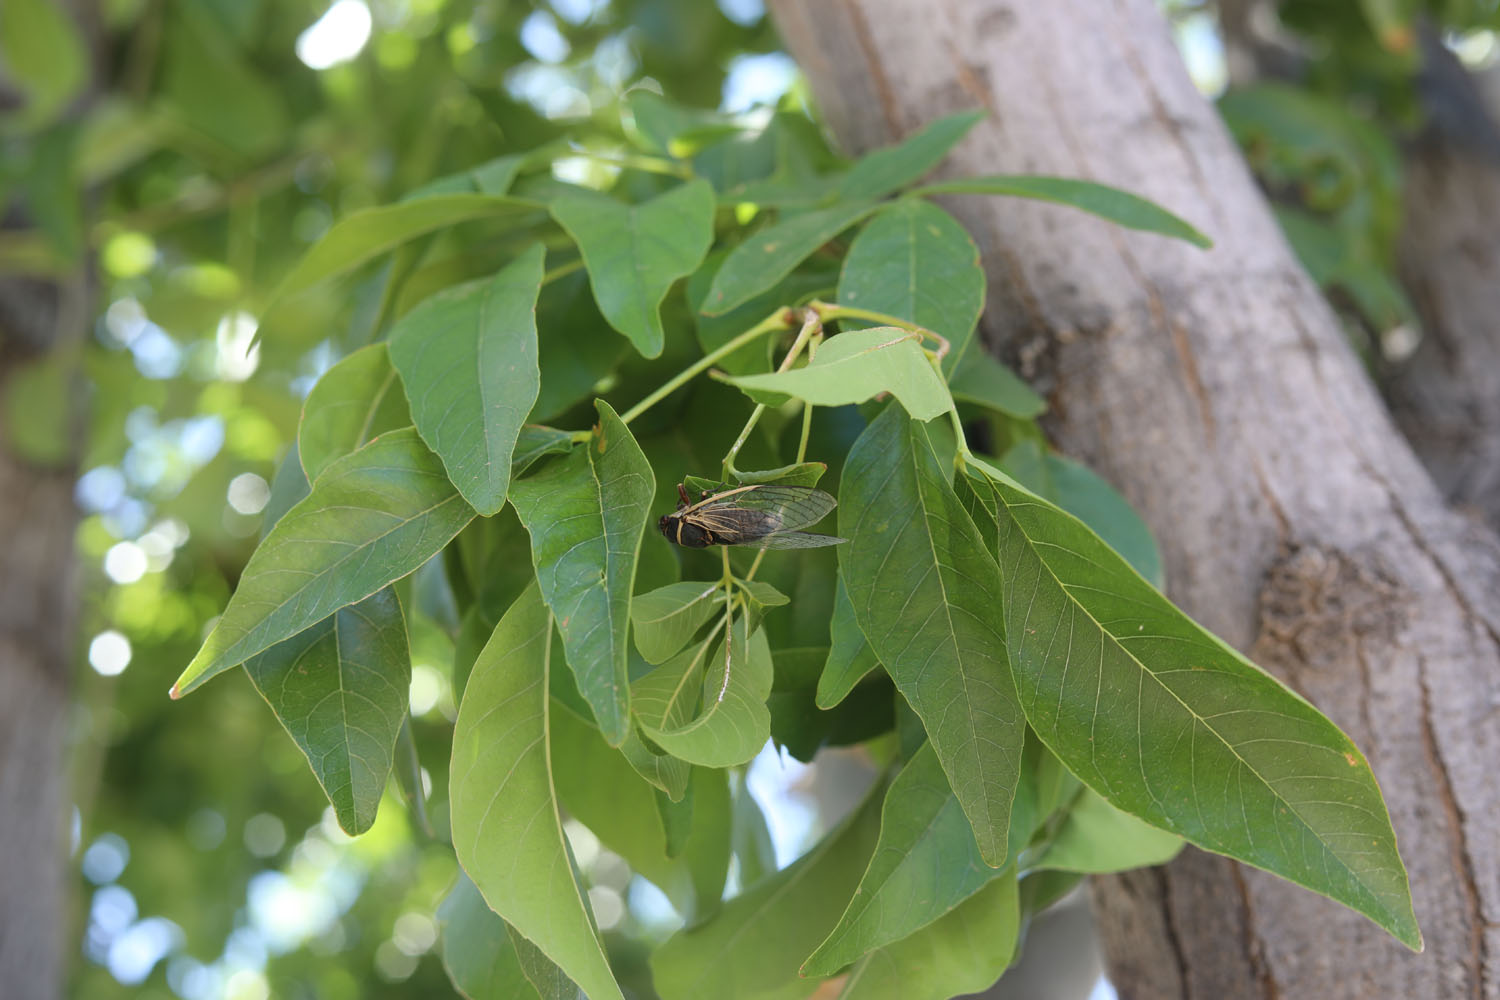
[[511, 426, 574, 477], [619, 727, 692, 802], [703, 201, 881, 316], [1031, 788, 1183, 874], [243, 588, 409, 835], [173, 428, 476, 696], [835, 111, 986, 202], [404, 153, 527, 201], [392, 715, 432, 837], [687, 251, 837, 376], [651, 780, 886, 1000], [449, 586, 626, 1000], [731, 777, 778, 891], [0, 0, 88, 129], [999, 439, 1163, 588], [261, 443, 311, 538], [965, 462, 1421, 950], [816, 575, 879, 710], [635, 617, 773, 768], [949, 350, 1046, 419], [389, 244, 545, 515], [157, 3, 286, 158], [513, 933, 586, 1000], [912, 176, 1212, 248], [510, 400, 654, 746], [631, 581, 725, 665], [628, 91, 740, 154], [552, 704, 730, 922], [438, 874, 544, 1000], [803, 744, 1000, 975], [297, 344, 412, 483], [838, 406, 1023, 866], [550, 180, 715, 358], [769, 647, 893, 763], [735, 462, 826, 488], [729, 328, 952, 421], [272, 194, 541, 303], [532, 269, 630, 422], [837, 199, 985, 374], [836, 873, 1019, 1000]]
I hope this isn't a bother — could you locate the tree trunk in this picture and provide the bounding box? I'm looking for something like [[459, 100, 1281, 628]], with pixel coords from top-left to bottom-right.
[[0, 277, 81, 1000], [1386, 131, 1500, 528], [768, 1, 1500, 997]]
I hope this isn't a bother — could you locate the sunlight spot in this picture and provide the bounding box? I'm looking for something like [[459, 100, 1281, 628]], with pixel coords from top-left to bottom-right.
[[89, 631, 133, 676], [296, 0, 372, 70]]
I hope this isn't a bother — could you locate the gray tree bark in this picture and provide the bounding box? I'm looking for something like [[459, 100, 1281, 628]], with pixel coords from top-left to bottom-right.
[[0, 270, 83, 999], [1387, 129, 1500, 528], [768, 1, 1500, 997]]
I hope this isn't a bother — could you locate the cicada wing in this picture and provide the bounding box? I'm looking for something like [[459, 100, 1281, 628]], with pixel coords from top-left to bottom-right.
[[701, 486, 837, 534], [729, 531, 846, 550]]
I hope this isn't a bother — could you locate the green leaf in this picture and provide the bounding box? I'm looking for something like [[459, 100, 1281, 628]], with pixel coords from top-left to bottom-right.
[[513, 933, 586, 1000], [297, 344, 412, 483], [0, 0, 88, 129], [243, 588, 409, 835], [262, 443, 312, 538], [631, 581, 725, 665], [532, 269, 631, 422], [634, 617, 773, 768], [816, 575, 879, 710], [836, 199, 985, 374], [948, 350, 1046, 419], [703, 201, 881, 316], [838, 406, 1023, 866], [1032, 788, 1183, 874], [687, 252, 838, 376], [731, 778, 778, 891], [768, 647, 893, 763], [391, 715, 433, 837], [271, 194, 541, 304], [552, 704, 730, 922], [389, 244, 546, 515], [835, 873, 1019, 1000], [650, 780, 887, 1000], [173, 428, 476, 697], [438, 874, 544, 1000], [627, 91, 739, 155], [735, 463, 826, 488], [964, 462, 1421, 950], [550, 180, 716, 358], [510, 400, 654, 746], [999, 439, 1163, 588], [512, 426, 574, 477], [912, 176, 1212, 248], [803, 743, 1003, 975], [449, 586, 626, 1000], [729, 328, 953, 421], [835, 111, 986, 202]]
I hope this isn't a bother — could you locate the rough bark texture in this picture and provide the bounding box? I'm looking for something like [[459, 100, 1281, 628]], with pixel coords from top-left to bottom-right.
[[769, 1, 1500, 997], [1387, 133, 1500, 527], [0, 443, 74, 1000]]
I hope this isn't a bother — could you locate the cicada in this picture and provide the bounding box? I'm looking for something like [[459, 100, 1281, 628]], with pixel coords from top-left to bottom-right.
[[659, 483, 844, 549]]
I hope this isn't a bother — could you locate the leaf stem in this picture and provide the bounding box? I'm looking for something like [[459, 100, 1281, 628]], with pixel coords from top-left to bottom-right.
[[620, 308, 796, 426], [722, 309, 823, 480], [809, 300, 950, 362]]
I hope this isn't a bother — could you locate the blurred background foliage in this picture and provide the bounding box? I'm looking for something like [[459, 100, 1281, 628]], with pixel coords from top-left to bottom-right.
[[2, 0, 1497, 997]]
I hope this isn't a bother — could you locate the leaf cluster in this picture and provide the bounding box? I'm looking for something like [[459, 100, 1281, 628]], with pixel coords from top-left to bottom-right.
[[171, 95, 1417, 1000]]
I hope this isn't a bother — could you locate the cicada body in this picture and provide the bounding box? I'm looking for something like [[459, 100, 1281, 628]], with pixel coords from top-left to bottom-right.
[[658, 483, 844, 550]]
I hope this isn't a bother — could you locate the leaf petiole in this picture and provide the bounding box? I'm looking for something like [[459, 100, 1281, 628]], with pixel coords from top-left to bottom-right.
[[620, 308, 796, 426]]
